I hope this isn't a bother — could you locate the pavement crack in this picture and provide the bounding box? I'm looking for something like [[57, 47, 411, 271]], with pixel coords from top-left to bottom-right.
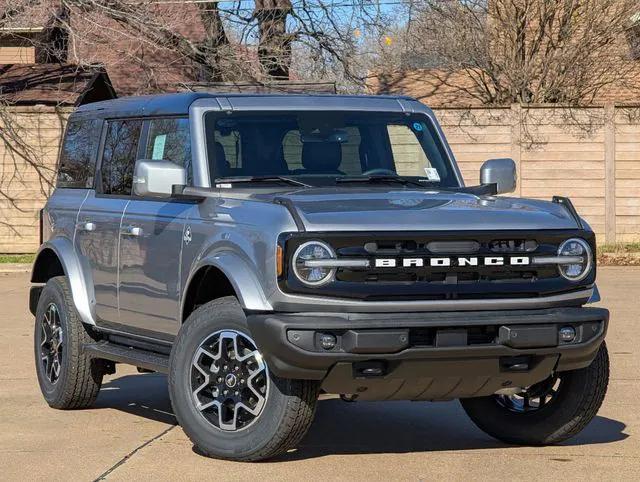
[[93, 424, 177, 481]]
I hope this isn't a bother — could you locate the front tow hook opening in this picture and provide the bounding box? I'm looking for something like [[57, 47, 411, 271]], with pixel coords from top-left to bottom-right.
[[501, 355, 533, 372], [353, 360, 388, 378]]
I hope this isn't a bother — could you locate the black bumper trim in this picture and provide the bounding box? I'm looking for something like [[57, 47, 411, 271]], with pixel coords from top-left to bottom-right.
[[247, 307, 609, 385]]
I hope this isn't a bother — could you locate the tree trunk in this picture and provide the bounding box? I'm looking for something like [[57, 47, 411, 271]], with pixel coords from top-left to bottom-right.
[[254, 0, 293, 79], [198, 2, 230, 82]]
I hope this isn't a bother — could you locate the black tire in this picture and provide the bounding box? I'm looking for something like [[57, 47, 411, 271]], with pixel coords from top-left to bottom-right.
[[460, 342, 609, 445], [169, 296, 319, 461], [34, 276, 105, 409]]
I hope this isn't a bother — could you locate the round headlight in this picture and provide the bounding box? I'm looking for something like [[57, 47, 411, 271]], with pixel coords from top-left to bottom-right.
[[292, 241, 336, 286], [558, 238, 593, 281]]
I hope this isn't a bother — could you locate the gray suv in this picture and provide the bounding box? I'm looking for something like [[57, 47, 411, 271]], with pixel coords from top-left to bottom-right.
[[30, 93, 609, 461]]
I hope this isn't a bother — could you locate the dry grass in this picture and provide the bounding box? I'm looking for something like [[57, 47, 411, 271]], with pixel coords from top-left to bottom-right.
[[597, 243, 640, 266]]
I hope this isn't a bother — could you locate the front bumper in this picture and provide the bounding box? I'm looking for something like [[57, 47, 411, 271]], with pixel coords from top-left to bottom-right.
[[247, 307, 608, 401]]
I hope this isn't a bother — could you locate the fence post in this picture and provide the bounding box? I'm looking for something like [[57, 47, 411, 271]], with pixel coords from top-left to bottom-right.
[[604, 103, 616, 244], [510, 103, 522, 196]]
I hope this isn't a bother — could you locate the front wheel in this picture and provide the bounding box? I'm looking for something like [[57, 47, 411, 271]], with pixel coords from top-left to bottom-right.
[[169, 297, 319, 461], [460, 342, 609, 445]]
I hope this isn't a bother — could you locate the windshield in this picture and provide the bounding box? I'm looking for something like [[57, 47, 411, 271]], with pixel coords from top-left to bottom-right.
[[204, 111, 458, 187]]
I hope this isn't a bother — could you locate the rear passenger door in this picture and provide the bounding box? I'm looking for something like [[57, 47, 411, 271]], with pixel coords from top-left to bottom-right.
[[117, 118, 193, 337], [75, 118, 143, 325]]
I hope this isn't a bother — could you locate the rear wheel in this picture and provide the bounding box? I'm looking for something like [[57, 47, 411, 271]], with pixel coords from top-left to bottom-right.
[[34, 276, 105, 409], [169, 297, 319, 461], [460, 342, 609, 445]]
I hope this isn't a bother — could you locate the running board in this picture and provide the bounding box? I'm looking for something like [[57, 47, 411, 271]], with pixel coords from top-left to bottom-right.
[[84, 341, 170, 374]]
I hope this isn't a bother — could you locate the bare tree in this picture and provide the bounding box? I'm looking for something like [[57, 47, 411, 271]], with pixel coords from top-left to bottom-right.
[[0, 0, 388, 91], [376, 0, 640, 105]]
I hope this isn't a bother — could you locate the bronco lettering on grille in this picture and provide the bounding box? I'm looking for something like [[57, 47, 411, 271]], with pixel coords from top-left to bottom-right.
[[374, 256, 531, 268]]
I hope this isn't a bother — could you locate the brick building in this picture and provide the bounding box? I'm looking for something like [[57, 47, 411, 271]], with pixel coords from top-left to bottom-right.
[[0, 0, 209, 96], [369, 5, 640, 107]]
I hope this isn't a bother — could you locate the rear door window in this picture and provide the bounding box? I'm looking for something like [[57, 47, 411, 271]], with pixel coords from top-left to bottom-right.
[[100, 119, 143, 195], [57, 118, 101, 188]]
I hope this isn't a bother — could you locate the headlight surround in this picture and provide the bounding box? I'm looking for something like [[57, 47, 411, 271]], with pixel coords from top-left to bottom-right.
[[292, 241, 336, 286], [557, 238, 593, 281]]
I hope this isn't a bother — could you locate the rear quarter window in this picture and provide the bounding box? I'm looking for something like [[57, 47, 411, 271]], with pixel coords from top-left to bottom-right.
[[57, 118, 101, 188]]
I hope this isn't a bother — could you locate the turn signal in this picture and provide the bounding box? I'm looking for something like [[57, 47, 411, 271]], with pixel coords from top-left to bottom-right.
[[276, 245, 284, 277]]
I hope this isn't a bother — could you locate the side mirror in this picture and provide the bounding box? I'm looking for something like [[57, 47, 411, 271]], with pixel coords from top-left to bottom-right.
[[480, 158, 517, 194], [133, 160, 186, 198]]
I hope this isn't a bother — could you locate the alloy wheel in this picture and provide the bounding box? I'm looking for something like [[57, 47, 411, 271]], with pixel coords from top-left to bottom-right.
[[40, 303, 63, 384], [190, 330, 268, 431], [494, 374, 562, 413]]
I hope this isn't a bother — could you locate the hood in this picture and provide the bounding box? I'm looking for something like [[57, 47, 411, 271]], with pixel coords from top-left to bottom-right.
[[262, 187, 580, 232]]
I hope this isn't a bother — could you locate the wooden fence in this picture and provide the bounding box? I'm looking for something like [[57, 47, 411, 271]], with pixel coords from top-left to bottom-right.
[[0, 106, 67, 253], [0, 103, 637, 253], [433, 104, 640, 244]]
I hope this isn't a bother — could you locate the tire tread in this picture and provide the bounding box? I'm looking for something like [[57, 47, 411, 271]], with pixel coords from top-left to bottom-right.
[[170, 296, 319, 461], [37, 276, 104, 409]]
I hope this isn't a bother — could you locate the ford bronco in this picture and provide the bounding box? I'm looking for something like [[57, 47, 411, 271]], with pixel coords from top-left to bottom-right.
[[30, 93, 609, 461]]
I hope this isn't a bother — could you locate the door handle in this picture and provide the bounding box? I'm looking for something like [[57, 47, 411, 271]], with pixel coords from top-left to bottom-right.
[[77, 221, 96, 232], [121, 225, 143, 237]]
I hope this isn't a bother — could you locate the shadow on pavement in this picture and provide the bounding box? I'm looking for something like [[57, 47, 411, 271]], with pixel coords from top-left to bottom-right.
[[278, 399, 628, 461], [94, 374, 628, 460], [94, 373, 175, 425]]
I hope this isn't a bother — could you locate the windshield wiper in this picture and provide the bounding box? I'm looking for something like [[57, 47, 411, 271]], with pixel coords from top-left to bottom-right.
[[215, 176, 311, 188], [336, 175, 433, 188]]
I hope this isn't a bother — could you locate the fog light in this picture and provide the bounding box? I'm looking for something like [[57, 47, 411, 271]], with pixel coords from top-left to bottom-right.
[[559, 326, 576, 342], [319, 333, 337, 350]]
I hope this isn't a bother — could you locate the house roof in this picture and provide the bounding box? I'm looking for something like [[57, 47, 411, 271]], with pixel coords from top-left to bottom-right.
[[0, 63, 116, 105]]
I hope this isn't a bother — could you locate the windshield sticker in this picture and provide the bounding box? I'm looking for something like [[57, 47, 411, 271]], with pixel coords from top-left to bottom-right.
[[424, 167, 441, 181], [152, 134, 167, 159], [412, 122, 424, 132]]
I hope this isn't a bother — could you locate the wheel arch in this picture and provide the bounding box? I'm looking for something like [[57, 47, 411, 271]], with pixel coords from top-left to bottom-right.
[[181, 253, 272, 323], [31, 239, 96, 325]]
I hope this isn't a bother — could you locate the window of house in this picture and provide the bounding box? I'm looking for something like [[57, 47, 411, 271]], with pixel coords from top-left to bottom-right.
[[627, 19, 640, 60], [57, 118, 101, 188], [100, 119, 143, 195], [145, 118, 192, 183]]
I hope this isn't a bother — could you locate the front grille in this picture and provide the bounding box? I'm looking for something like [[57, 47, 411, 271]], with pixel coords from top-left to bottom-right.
[[280, 230, 595, 301], [336, 267, 558, 284]]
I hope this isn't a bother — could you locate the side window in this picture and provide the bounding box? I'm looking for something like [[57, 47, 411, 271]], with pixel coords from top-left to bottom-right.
[[57, 118, 100, 188], [145, 118, 192, 184], [100, 119, 143, 195], [387, 125, 430, 176]]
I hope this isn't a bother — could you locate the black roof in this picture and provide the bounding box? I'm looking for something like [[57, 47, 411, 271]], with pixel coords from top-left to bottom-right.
[[74, 92, 417, 117]]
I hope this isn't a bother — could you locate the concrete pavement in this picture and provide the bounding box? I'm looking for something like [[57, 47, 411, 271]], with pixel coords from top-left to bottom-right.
[[1, 268, 638, 481]]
